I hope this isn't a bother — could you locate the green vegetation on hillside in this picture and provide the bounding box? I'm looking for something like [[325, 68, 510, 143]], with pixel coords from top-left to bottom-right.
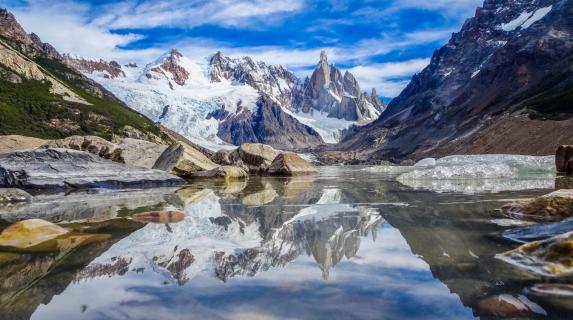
[[0, 38, 164, 141]]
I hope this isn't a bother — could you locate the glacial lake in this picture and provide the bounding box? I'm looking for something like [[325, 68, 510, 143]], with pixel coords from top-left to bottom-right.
[[0, 165, 571, 319]]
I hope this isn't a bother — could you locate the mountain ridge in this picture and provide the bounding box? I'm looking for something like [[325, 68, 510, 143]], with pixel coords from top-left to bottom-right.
[[337, 0, 573, 162]]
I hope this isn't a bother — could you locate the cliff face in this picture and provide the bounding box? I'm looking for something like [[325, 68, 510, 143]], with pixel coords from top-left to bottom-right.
[[338, 0, 573, 162]]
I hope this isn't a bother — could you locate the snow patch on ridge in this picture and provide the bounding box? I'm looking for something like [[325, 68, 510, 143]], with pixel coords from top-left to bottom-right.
[[500, 5, 553, 32]]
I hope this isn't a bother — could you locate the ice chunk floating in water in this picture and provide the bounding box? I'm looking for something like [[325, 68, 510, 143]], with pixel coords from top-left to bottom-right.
[[391, 155, 555, 194]]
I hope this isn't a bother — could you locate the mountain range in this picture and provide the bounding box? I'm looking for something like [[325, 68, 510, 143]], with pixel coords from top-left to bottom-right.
[[65, 48, 384, 151], [0, 0, 571, 161]]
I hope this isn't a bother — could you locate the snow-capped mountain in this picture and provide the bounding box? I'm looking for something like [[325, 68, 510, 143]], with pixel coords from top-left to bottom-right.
[[69, 50, 384, 150], [339, 0, 573, 161]]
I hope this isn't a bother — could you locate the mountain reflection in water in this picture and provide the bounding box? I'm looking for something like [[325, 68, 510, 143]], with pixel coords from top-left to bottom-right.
[[0, 166, 569, 319]]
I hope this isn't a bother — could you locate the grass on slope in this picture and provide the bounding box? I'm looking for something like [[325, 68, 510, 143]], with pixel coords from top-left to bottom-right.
[[0, 38, 163, 141]]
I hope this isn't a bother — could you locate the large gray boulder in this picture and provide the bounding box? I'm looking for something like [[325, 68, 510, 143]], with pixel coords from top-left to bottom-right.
[[153, 142, 218, 177], [0, 148, 184, 190]]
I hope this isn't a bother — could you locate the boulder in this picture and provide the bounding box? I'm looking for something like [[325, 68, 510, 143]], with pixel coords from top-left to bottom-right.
[[267, 152, 317, 176], [476, 294, 543, 318], [500, 189, 573, 221], [153, 142, 217, 177], [556, 145, 573, 173], [192, 166, 248, 181], [527, 284, 573, 312], [0, 219, 68, 249], [42, 135, 123, 162], [496, 231, 573, 277], [0, 188, 31, 203], [238, 143, 279, 173], [0, 135, 47, 154], [116, 138, 168, 168], [212, 149, 235, 165], [0, 148, 184, 190], [131, 211, 185, 224]]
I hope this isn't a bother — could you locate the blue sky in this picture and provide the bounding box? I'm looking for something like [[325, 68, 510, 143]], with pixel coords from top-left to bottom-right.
[[1, 0, 483, 98]]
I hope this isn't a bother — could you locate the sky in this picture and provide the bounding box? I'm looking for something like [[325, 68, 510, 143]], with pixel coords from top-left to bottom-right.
[[1, 0, 484, 99]]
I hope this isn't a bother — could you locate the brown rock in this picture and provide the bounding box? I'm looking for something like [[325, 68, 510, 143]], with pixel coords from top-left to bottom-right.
[[42, 135, 124, 162], [131, 211, 185, 224], [267, 152, 317, 176], [476, 294, 540, 317], [0, 135, 48, 154], [496, 231, 573, 277], [153, 142, 217, 177], [0, 219, 68, 250], [500, 189, 573, 221], [238, 143, 279, 173], [556, 145, 573, 173]]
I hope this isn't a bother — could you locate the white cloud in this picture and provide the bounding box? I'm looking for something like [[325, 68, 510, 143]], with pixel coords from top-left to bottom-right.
[[11, 1, 162, 62], [94, 0, 305, 29], [347, 58, 431, 97]]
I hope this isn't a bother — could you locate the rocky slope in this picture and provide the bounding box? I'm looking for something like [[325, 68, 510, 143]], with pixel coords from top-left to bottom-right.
[[68, 49, 384, 151], [338, 0, 573, 162], [0, 8, 166, 143]]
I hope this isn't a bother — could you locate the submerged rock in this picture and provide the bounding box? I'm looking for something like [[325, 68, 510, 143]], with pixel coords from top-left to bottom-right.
[[241, 188, 278, 206], [496, 231, 573, 278], [267, 152, 317, 176], [527, 284, 573, 312], [500, 190, 573, 221], [476, 294, 545, 317], [153, 142, 217, 177], [0, 135, 47, 154], [192, 166, 248, 181], [0, 148, 184, 190], [502, 218, 573, 244], [0, 219, 68, 250], [41, 135, 123, 162], [131, 211, 185, 224], [0, 188, 31, 203]]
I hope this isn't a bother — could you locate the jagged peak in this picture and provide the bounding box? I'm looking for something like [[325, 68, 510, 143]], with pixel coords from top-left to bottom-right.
[[169, 48, 183, 59], [319, 49, 328, 63]]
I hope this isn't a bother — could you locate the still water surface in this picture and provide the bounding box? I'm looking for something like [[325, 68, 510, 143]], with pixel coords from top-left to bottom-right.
[[0, 166, 569, 319]]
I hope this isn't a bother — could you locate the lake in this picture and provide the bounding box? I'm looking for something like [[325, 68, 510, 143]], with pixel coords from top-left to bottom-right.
[[0, 165, 570, 319]]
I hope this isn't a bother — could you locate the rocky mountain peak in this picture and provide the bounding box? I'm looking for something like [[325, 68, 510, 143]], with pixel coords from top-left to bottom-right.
[[0, 8, 31, 45], [63, 55, 125, 79], [302, 52, 380, 122], [147, 48, 190, 86]]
